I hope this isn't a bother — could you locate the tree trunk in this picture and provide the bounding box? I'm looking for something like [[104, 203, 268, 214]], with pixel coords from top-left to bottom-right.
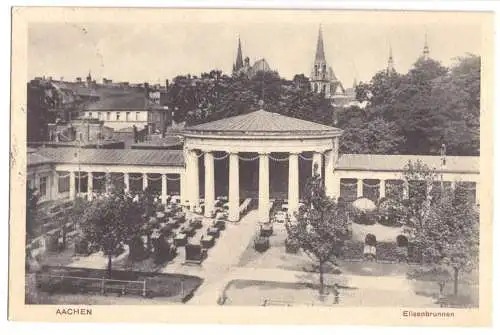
[[453, 267, 459, 296], [107, 254, 113, 279], [318, 261, 324, 295]]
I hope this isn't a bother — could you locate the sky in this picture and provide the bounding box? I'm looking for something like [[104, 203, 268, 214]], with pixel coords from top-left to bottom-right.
[[27, 10, 484, 87]]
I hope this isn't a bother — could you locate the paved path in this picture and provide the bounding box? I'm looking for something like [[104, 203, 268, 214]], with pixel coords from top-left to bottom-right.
[[189, 265, 417, 305]]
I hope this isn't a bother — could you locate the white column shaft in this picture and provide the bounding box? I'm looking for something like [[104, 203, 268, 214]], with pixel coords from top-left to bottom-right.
[[161, 174, 168, 205], [204, 152, 215, 217], [69, 171, 76, 200], [142, 173, 148, 190], [105, 173, 111, 193], [52, 171, 59, 200], [357, 179, 363, 198], [324, 150, 335, 198], [124, 173, 130, 193], [180, 172, 187, 206], [258, 153, 270, 223], [228, 152, 240, 222], [288, 153, 300, 216], [379, 179, 386, 199], [191, 150, 200, 209], [87, 172, 93, 200]]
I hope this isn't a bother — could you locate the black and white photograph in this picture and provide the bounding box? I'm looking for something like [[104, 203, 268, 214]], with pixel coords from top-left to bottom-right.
[[8, 7, 493, 325]]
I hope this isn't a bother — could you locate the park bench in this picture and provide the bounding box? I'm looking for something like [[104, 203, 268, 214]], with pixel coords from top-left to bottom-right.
[[207, 226, 220, 238], [201, 235, 215, 249], [184, 243, 208, 265], [174, 232, 187, 247], [180, 224, 196, 237], [260, 223, 273, 237]]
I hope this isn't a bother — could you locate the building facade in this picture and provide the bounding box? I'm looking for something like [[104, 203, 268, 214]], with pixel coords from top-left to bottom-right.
[[28, 109, 480, 222]]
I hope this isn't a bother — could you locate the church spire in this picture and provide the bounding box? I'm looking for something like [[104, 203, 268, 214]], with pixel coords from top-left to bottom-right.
[[234, 36, 244, 71], [423, 32, 430, 60], [315, 25, 326, 62], [387, 44, 395, 74]]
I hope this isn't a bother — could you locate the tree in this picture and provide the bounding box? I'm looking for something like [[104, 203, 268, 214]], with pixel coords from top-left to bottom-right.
[[406, 185, 479, 298], [285, 170, 349, 295], [77, 190, 144, 277], [402, 160, 479, 299]]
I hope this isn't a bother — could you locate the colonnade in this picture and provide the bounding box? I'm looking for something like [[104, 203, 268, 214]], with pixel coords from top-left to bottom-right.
[[338, 177, 480, 204], [61, 171, 182, 204], [185, 149, 336, 223]]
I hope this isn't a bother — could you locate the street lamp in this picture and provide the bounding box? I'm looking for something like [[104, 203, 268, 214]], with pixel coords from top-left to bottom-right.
[[440, 143, 446, 192]]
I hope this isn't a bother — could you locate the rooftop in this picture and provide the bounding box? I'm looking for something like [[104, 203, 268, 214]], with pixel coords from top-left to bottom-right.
[[84, 91, 149, 111], [336, 154, 479, 174], [184, 109, 342, 136], [29, 148, 184, 167], [131, 136, 183, 149]]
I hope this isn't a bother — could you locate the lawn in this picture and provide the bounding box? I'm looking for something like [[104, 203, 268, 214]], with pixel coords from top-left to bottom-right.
[[27, 265, 203, 304]]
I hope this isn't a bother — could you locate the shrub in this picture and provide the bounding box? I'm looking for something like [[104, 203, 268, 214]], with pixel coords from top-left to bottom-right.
[[408, 243, 423, 264], [128, 236, 149, 261], [285, 238, 299, 254], [341, 240, 364, 260], [377, 198, 405, 227], [365, 233, 377, 246], [376, 241, 399, 262]]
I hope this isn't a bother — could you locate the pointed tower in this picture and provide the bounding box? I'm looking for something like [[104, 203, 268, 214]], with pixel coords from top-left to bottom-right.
[[310, 25, 336, 98], [423, 32, 430, 61], [315, 25, 326, 63], [234, 37, 244, 72], [387, 44, 395, 74]]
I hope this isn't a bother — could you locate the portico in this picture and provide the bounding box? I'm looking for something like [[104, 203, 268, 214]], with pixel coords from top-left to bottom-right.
[[182, 109, 343, 222]]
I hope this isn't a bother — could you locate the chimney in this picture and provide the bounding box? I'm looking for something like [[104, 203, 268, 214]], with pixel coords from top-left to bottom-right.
[[165, 79, 169, 89]]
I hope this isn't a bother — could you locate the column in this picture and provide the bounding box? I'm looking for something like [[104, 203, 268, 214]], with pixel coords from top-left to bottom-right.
[[124, 172, 130, 193], [228, 152, 240, 222], [204, 152, 215, 217], [379, 179, 386, 199], [161, 174, 168, 205], [142, 173, 148, 190], [51, 170, 59, 200], [190, 150, 200, 210], [332, 137, 339, 165], [357, 179, 363, 198], [105, 172, 111, 193], [180, 172, 187, 206], [312, 152, 323, 177], [324, 150, 335, 198], [258, 152, 270, 223], [288, 152, 299, 216], [69, 171, 76, 200], [87, 172, 93, 200], [34, 173, 40, 194]]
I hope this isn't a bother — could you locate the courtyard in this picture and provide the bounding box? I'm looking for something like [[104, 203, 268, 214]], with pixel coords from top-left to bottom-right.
[[29, 201, 479, 308]]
